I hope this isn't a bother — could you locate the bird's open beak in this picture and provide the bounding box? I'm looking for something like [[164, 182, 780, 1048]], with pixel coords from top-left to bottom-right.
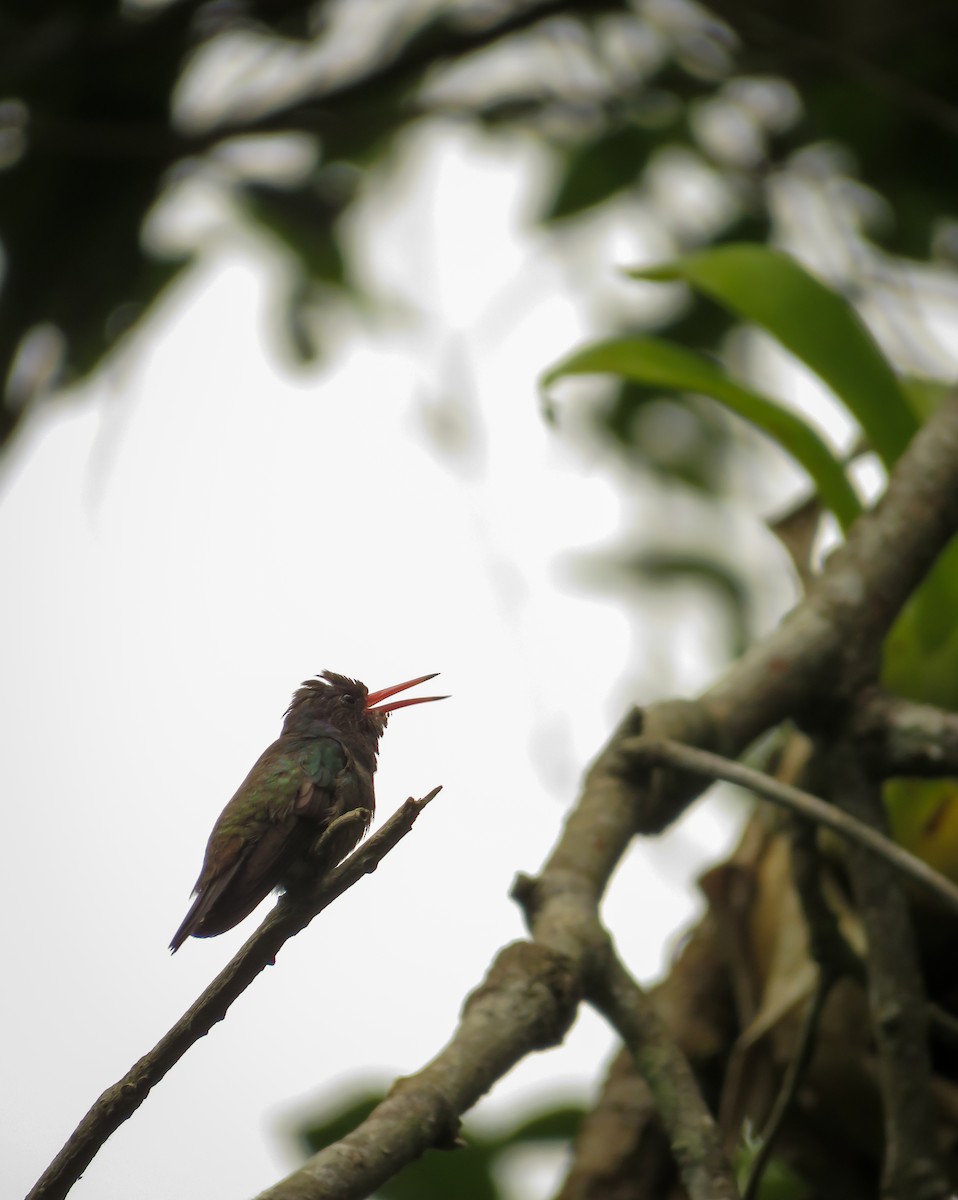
[[366, 672, 448, 714]]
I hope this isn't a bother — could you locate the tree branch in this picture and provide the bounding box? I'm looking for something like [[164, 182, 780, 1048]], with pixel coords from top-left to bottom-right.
[[741, 969, 831, 1200], [741, 814, 857, 1200], [854, 691, 958, 777], [585, 939, 738, 1200], [625, 736, 958, 917], [785, 804, 864, 984], [248, 396, 958, 1200], [825, 743, 949, 1200], [513, 868, 739, 1200], [631, 733, 956, 1198], [255, 938, 581, 1200], [698, 392, 958, 769], [26, 788, 442, 1200], [556, 910, 735, 1200]]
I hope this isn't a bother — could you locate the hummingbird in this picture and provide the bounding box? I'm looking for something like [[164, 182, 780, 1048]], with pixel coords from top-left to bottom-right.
[[170, 670, 445, 952]]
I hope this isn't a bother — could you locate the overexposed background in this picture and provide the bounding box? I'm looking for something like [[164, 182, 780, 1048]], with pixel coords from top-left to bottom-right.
[[3, 122, 777, 1200]]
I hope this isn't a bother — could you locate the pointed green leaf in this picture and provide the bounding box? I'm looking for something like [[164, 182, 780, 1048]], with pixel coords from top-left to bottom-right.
[[542, 336, 862, 530], [630, 245, 919, 466]]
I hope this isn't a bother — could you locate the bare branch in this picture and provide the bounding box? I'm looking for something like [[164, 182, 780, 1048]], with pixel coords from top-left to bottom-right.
[[586, 940, 739, 1200], [854, 690, 958, 777], [556, 911, 735, 1200], [514, 869, 739, 1200], [786, 780, 864, 983], [825, 744, 949, 1200], [26, 789, 442, 1200], [741, 969, 831, 1200], [741, 814, 854, 1200], [626, 736, 958, 917], [255, 939, 581, 1200]]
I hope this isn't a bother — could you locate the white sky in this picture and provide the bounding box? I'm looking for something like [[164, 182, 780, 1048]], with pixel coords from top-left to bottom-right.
[[3, 125, 756, 1200]]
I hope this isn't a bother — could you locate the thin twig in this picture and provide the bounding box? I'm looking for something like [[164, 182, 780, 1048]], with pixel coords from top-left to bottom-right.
[[740, 812, 859, 1200], [627, 736, 958, 918], [786, 809, 864, 983], [587, 940, 739, 1200], [741, 969, 831, 1200], [512, 873, 739, 1200], [825, 744, 948, 1200], [26, 788, 442, 1200], [555, 910, 735, 1200]]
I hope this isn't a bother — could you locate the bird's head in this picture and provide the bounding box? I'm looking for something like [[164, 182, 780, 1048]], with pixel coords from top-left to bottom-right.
[[282, 670, 446, 747]]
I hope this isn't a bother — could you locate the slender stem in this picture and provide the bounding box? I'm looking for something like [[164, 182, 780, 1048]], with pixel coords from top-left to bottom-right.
[[741, 970, 831, 1200], [628, 736, 958, 917], [587, 943, 739, 1200], [826, 745, 948, 1200]]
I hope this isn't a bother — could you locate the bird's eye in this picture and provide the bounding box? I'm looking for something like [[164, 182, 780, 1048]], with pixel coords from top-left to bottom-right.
[[340, 693, 357, 706]]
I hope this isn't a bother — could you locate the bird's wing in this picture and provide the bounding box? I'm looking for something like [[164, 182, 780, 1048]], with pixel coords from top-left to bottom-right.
[[169, 736, 347, 951], [290, 734, 349, 820], [168, 850, 247, 952]]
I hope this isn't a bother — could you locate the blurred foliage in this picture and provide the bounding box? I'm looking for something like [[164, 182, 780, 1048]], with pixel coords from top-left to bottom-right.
[[599, 385, 734, 493], [544, 321, 864, 530], [3, 0, 958, 462], [546, 238, 958, 905], [295, 1088, 585, 1200], [631, 246, 920, 468], [8, 5, 958, 1192], [572, 546, 754, 657]]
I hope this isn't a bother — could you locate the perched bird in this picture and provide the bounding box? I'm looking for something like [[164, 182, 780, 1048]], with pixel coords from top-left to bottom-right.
[[170, 670, 445, 952]]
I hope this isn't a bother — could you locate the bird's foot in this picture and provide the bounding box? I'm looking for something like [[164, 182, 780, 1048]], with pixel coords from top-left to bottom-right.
[[310, 808, 371, 860]]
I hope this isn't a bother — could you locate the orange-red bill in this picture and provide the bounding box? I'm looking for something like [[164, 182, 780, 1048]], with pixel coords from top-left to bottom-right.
[[366, 672, 448, 714]]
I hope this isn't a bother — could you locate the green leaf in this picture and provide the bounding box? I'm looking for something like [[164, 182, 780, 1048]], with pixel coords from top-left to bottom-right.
[[630, 245, 919, 466], [884, 542, 958, 709], [542, 335, 862, 530], [900, 374, 955, 422], [543, 124, 670, 222]]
